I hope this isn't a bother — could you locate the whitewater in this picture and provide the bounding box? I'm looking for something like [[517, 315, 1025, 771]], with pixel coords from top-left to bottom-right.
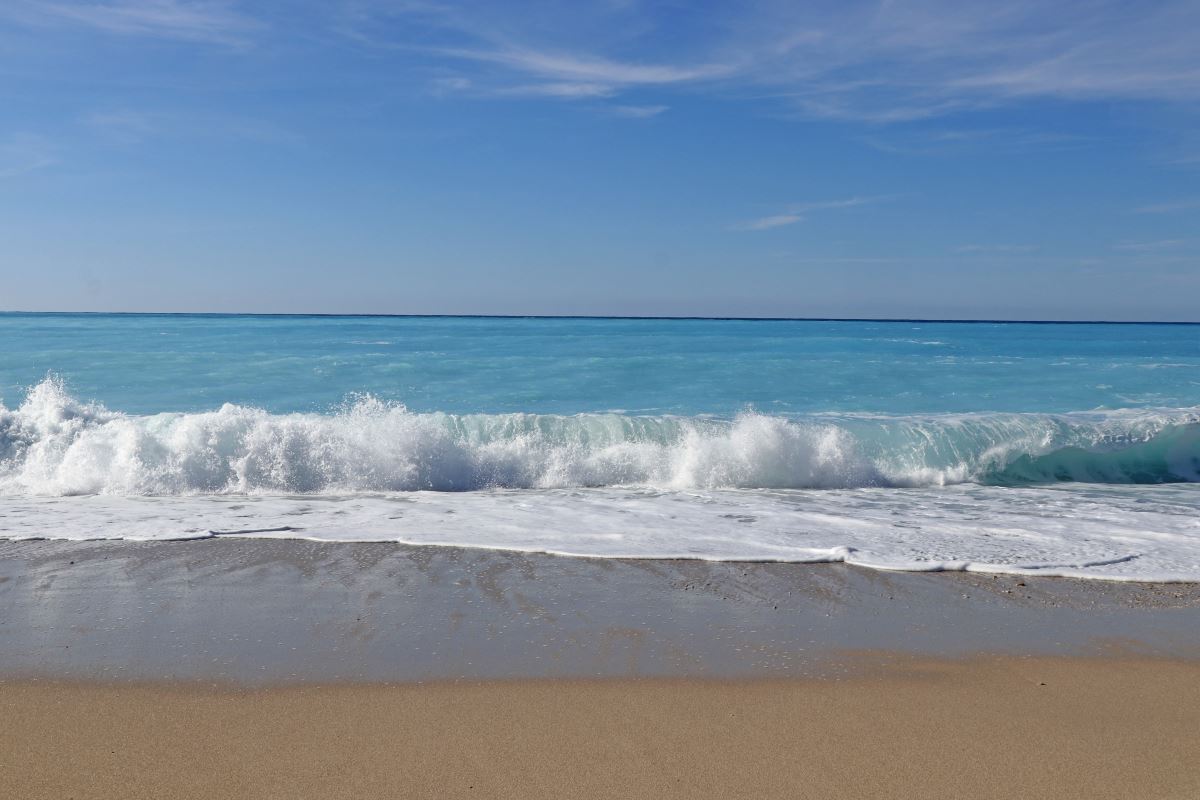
[[2, 314, 1199, 581]]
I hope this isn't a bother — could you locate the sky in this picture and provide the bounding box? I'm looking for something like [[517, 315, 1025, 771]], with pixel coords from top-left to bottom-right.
[[1, 0, 1198, 320]]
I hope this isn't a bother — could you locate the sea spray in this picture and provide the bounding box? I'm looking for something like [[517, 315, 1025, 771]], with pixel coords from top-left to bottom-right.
[[3, 378, 1198, 496]]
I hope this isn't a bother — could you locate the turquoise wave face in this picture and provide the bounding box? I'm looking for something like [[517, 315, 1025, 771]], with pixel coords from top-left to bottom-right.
[[2, 377, 1196, 494], [2, 314, 1199, 417], [983, 424, 1200, 485]]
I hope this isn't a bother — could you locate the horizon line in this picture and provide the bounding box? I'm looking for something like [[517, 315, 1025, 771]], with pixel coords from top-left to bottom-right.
[[2, 311, 1199, 325]]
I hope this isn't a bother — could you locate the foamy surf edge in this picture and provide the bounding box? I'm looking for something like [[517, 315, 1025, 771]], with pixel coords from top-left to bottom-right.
[[5, 486, 1199, 582]]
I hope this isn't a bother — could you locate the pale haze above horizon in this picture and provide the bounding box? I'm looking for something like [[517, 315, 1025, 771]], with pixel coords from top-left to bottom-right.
[[1, 1, 1198, 320]]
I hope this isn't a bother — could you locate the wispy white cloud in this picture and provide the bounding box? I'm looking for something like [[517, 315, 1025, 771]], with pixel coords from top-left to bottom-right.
[[428, 75, 474, 96], [1132, 199, 1200, 214], [433, 76, 657, 103], [84, 110, 160, 144], [607, 104, 668, 118], [337, 1, 730, 99], [1113, 239, 1190, 251], [15, 2, 1199, 133], [83, 109, 300, 145], [738, 213, 804, 231], [6, 0, 257, 45], [497, 81, 617, 99], [955, 244, 1040, 254], [750, 1, 1200, 120], [792, 197, 891, 213], [735, 195, 890, 231], [0, 133, 57, 179], [339, 1, 1200, 124], [861, 127, 1089, 156], [438, 46, 730, 88]]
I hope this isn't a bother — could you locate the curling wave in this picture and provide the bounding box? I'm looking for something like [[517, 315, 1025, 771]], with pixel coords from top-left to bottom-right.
[[2, 378, 1199, 497]]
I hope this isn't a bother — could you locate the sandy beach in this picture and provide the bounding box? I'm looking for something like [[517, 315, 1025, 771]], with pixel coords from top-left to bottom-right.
[[2, 539, 1199, 798], [5, 656, 1200, 800]]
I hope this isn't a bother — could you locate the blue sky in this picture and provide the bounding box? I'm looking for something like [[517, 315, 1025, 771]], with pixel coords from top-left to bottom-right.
[[1, 1, 1198, 319]]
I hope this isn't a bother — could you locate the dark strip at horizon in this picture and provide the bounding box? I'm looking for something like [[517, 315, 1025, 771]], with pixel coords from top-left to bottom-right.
[[1, 311, 1198, 325]]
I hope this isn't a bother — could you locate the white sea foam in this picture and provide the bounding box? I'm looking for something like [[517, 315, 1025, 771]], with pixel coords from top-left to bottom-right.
[[3, 486, 1198, 581], [3, 378, 1198, 496], [2, 378, 1199, 581]]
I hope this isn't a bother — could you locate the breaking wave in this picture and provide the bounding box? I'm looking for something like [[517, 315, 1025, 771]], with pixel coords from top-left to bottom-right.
[[2, 378, 1198, 497]]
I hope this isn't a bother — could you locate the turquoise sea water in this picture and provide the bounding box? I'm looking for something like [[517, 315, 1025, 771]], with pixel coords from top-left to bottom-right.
[[2, 313, 1198, 580], [3, 313, 1199, 415]]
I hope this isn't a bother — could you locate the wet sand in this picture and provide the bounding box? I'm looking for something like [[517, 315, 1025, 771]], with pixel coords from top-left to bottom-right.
[[2, 539, 1198, 683], [2, 539, 1199, 798]]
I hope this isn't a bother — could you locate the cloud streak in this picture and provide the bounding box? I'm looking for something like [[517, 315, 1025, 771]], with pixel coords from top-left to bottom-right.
[[438, 46, 730, 88], [955, 244, 1041, 254], [738, 213, 804, 231], [1132, 199, 1200, 214], [735, 196, 891, 231], [607, 105, 669, 118], [1113, 239, 1190, 251], [83, 109, 301, 146], [0, 133, 57, 179], [6, 0, 257, 45], [13, 2, 1198, 124], [340, 1, 1200, 123]]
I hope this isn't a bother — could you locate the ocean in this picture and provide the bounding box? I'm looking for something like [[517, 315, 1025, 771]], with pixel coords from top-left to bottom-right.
[[2, 313, 1198, 581]]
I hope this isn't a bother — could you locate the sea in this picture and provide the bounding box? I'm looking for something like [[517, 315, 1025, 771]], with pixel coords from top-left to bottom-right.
[[2, 313, 1198, 581]]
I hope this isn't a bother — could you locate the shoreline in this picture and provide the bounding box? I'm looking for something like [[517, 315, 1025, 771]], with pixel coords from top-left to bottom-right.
[[3, 538, 1198, 684]]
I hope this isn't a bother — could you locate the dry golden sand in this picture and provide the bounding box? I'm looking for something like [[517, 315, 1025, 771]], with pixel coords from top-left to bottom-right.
[[3, 656, 1199, 800]]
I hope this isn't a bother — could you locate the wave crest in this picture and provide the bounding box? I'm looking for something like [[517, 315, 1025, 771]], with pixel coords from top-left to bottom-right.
[[2, 378, 1198, 496]]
